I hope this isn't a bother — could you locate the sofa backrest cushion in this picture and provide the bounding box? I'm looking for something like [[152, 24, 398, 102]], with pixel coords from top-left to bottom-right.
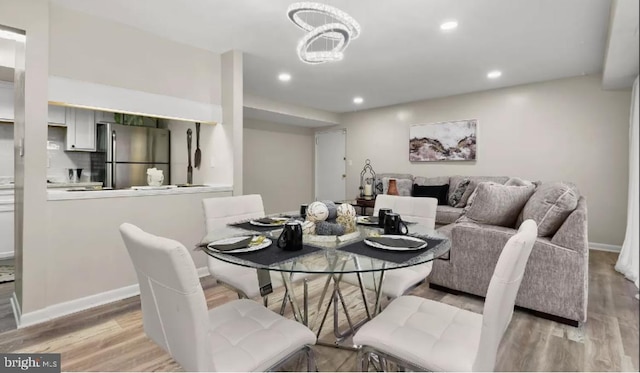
[[517, 182, 580, 237], [449, 176, 510, 207], [374, 173, 413, 194], [381, 177, 413, 196], [414, 176, 450, 186], [458, 183, 535, 227]]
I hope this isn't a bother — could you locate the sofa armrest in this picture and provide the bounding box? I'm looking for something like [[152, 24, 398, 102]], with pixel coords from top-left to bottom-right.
[[449, 222, 588, 322]]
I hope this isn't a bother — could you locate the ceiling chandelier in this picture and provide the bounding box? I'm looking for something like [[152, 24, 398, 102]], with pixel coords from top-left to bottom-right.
[[287, 2, 361, 64]]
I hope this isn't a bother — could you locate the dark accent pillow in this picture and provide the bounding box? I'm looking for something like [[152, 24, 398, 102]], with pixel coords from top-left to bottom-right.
[[412, 184, 450, 205]]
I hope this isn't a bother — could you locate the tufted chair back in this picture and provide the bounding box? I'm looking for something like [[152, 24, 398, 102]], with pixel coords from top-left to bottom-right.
[[120, 223, 214, 372], [373, 194, 437, 229], [473, 219, 538, 371], [202, 194, 265, 233]]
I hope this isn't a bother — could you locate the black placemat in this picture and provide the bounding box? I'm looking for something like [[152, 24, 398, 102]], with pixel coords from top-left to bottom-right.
[[207, 243, 323, 266], [228, 221, 285, 232], [338, 237, 445, 264]]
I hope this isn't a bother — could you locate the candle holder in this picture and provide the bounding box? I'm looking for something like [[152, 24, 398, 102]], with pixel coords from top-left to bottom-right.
[[359, 159, 376, 198]]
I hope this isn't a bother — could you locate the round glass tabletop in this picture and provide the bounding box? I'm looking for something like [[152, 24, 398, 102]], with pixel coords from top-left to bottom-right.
[[200, 218, 450, 274]]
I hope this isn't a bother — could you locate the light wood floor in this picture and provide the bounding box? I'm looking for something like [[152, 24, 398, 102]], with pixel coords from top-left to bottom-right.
[[0, 250, 636, 372]]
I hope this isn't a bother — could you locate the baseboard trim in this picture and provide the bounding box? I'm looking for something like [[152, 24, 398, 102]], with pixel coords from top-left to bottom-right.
[[589, 242, 622, 252], [15, 266, 211, 329], [9, 291, 21, 328]]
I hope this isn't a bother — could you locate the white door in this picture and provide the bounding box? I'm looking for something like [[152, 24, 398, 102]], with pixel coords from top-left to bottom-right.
[[315, 129, 346, 201]]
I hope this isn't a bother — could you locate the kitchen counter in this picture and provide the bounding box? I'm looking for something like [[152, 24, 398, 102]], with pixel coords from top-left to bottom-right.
[[0, 182, 103, 190], [47, 184, 233, 201]]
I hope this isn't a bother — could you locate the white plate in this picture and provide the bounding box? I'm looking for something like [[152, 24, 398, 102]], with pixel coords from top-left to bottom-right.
[[249, 217, 289, 227], [364, 235, 428, 251], [207, 236, 272, 254], [356, 216, 379, 226]]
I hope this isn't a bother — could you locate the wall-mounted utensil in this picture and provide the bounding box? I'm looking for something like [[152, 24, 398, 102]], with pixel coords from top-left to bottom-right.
[[194, 122, 202, 169], [187, 128, 193, 185]]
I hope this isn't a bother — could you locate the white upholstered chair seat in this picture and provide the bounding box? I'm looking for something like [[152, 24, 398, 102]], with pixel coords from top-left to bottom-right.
[[353, 295, 482, 371], [341, 262, 433, 299], [208, 299, 316, 372]]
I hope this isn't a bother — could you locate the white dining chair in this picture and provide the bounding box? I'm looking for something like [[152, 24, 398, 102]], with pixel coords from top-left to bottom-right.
[[202, 194, 285, 300], [120, 223, 316, 372], [353, 219, 538, 372], [343, 195, 439, 300]]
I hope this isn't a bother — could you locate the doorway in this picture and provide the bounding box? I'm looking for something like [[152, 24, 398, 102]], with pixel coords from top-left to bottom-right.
[[0, 23, 25, 332], [315, 129, 346, 201]]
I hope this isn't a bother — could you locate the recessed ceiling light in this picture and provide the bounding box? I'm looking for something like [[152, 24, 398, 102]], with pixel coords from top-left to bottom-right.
[[487, 70, 502, 79], [278, 73, 292, 82], [440, 21, 458, 31], [353, 97, 364, 104]]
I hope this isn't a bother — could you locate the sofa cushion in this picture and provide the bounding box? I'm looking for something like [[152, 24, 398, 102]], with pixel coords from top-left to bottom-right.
[[382, 177, 413, 196], [449, 176, 510, 207], [519, 182, 579, 237], [375, 173, 413, 194], [436, 205, 464, 225], [448, 179, 470, 207], [505, 176, 536, 187], [414, 176, 450, 186], [413, 184, 449, 205], [458, 183, 535, 227]]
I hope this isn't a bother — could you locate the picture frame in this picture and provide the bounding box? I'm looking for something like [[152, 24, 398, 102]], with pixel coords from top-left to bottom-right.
[[409, 119, 477, 161]]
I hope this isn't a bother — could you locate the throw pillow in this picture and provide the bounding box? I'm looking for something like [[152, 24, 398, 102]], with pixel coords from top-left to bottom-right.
[[518, 182, 579, 237], [412, 184, 449, 205], [382, 177, 413, 196], [459, 183, 536, 227], [448, 178, 470, 207], [461, 181, 499, 214], [456, 180, 477, 207]]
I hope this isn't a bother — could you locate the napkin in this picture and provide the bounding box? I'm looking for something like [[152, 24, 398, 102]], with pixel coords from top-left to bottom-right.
[[210, 237, 253, 251], [367, 236, 425, 248]]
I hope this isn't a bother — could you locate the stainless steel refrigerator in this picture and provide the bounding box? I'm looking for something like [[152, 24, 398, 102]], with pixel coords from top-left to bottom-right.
[[91, 122, 171, 189]]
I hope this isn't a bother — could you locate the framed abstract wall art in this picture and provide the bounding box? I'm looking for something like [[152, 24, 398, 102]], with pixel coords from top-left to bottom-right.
[[409, 119, 477, 161]]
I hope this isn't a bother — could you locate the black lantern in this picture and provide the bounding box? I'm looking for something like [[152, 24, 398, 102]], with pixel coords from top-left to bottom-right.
[[359, 159, 376, 198]]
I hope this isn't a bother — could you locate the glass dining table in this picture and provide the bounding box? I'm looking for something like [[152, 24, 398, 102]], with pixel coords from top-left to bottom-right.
[[200, 215, 451, 349]]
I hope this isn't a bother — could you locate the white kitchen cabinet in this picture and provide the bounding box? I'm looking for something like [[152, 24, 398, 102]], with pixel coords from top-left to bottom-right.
[[0, 205, 14, 259], [66, 107, 96, 151], [48, 104, 67, 125], [0, 82, 14, 121]]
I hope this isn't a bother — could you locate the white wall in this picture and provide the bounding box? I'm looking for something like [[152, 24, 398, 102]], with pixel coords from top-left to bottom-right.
[[165, 119, 230, 186], [34, 191, 230, 320], [49, 5, 221, 106], [334, 75, 631, 246], [244, 118, 314, 214]]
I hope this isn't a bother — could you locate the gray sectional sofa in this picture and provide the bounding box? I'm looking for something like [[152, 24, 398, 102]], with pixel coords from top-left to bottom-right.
[[373, 173, 588, 326]]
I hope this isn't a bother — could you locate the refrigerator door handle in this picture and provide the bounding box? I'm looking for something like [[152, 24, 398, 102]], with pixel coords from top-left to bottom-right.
[[111, 130, 117, 189]]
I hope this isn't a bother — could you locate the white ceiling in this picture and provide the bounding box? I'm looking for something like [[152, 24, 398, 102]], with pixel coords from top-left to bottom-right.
[[52, 0, 612, 113]]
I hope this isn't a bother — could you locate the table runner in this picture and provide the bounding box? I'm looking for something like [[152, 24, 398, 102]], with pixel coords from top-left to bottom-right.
[[337, 237, 445, 264], [206, 243, 323, 266]]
